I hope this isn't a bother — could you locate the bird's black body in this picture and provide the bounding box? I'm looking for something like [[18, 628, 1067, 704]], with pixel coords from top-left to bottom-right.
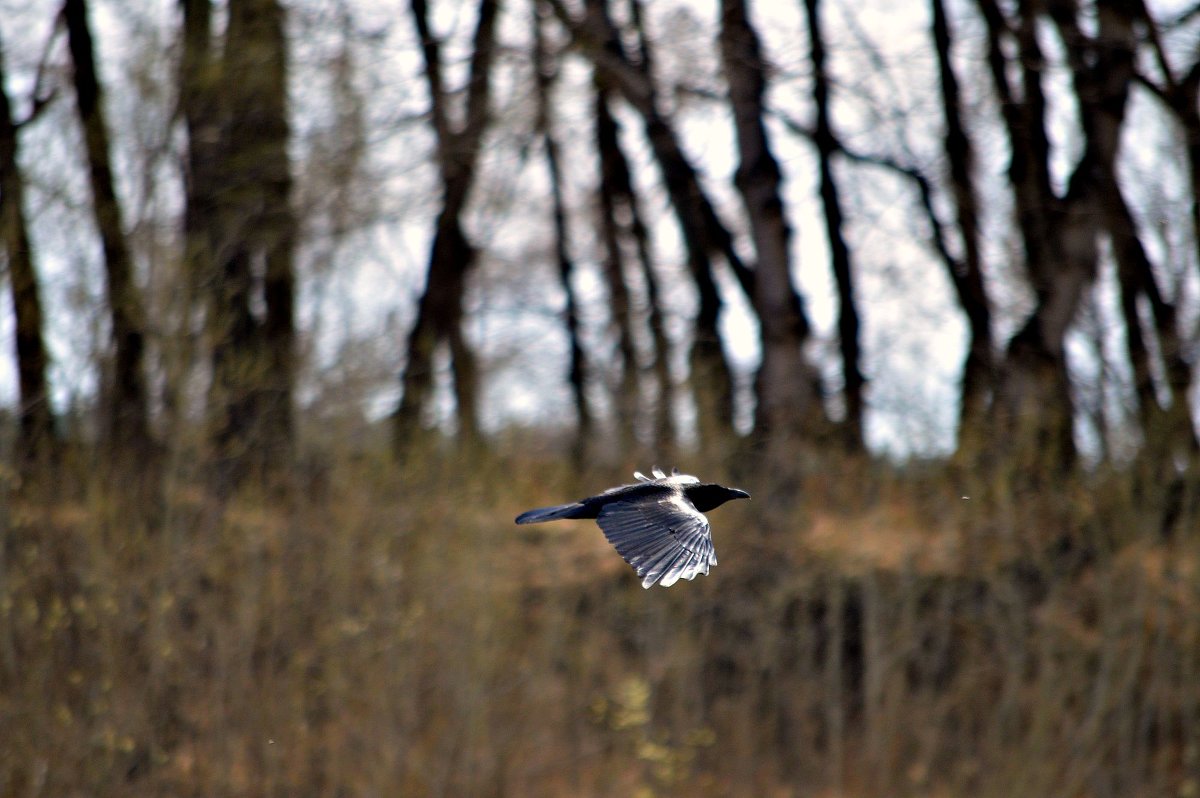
[[515, 468, 750, 588]]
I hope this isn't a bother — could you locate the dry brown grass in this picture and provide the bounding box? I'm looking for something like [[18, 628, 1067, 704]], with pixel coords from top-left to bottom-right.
[[1, 443, 1198, 796]]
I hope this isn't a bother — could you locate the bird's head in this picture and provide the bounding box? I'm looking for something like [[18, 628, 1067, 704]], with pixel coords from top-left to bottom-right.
[[687, 483, 751, 513]]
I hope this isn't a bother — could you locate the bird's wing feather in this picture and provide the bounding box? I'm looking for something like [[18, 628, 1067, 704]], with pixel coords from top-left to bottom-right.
[[597, 493, 717, 589], [632, 468, 697, 486]]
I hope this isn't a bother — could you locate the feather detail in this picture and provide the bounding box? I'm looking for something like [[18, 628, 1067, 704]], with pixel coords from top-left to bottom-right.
[[515, 471, 748, 588]]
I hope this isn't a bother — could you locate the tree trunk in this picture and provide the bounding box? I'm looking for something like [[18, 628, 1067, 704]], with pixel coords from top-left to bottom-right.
[[593, 86, 676, 455], [1132, 4, 1200, 475], [180, 0, 296, 488], [1184, 81, 1200, 274], [930, 0, 994, 458], [252, 0, 298, 470], [976, 0, 1093, 473], [635, 226, 677, 457], [64, 0, 152, 456], [721, 0, 826, 448], [217, 0, 296, 482], [535, 5, 591, 461], [0, 37, 56, 470], [393, 215, 474, 448], [593, 90, 640, 453], [800, 0, 860, 450], [611, 4, 676, 455], [558, 0, 743, 444], [1070, 0, 1198, 464], [596, 187, 638, 453], [392, 0, 498, 455]]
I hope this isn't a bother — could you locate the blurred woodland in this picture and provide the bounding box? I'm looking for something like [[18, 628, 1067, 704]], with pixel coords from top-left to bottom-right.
[[3, 0, 1200, 794]]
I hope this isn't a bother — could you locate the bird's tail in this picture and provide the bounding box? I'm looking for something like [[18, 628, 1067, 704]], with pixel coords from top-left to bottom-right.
[[515, 502, 586, 524]]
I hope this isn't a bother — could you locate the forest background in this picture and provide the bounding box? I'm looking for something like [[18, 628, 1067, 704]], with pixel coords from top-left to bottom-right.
[[2, 0, 1200, 794]]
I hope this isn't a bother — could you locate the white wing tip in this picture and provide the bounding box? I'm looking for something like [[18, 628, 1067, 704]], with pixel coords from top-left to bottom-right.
[[634, 466, 695, 483], [642, 563, 712, 589]]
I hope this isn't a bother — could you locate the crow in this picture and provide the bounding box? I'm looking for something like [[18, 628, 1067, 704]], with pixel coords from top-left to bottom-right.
[[515, 467, 750, 588]]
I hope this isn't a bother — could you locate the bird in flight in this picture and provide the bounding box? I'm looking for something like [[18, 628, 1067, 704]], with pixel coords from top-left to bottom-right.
[[515, 467, 750, 588]]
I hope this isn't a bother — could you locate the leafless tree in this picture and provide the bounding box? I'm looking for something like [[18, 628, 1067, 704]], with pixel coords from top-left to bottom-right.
[[534, 2, 592, 462], [0, 34, 56, 471], [718, 0, 827, 450], [179, 0, 297, 487], [392, 0, 499, 454], [551, 0, 752, 443], [930, 0, 994, 459], [592, 86, 678, 454], [64, 0, 153, 457], [976, 0, 1096, 472], [801, 0, 861, 451]]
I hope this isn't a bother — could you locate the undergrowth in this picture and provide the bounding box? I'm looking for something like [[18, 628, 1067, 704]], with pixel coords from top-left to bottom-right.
[[1, 439, 1198, 796]]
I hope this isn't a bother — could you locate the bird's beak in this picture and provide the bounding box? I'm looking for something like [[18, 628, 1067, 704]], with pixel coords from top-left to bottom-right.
[[730, 488, 751, 500]]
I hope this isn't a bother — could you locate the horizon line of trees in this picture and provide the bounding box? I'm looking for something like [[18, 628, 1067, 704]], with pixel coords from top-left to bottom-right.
[[1, 0, 1199, 493]]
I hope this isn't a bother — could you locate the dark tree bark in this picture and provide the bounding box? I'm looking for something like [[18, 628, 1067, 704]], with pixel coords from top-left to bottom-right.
[[587, 0, 754, 289], [593, 88, 677, 454], [213, 0, 296, 483], [776, 96, 1000, 460], [1060, 0, 1197, 463], [392, 0, 499, 454], [930, 0, 994, 458], [593, 90, 639, 453], [634, 220, 677, 456], [720, 0, 826, 447], [973, 0, 1189, 476], [179, 0, 296, 487], [242, 0, 297, 472], [534, 5, 593, 462], [550, 0, 747, 443], [0, 37, 56, 470], [1132, 5, 1200, 468], [617, 5, 736, 445], [800, 0, 861, 450], [976, 0, 1098, 473], [179, 0, 219, 285], [64, 0, 152, 456], [177, 0, 221, 437]]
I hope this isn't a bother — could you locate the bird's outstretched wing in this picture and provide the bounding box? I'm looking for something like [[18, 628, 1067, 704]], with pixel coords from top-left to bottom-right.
[[597, 493, 717, 588]]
